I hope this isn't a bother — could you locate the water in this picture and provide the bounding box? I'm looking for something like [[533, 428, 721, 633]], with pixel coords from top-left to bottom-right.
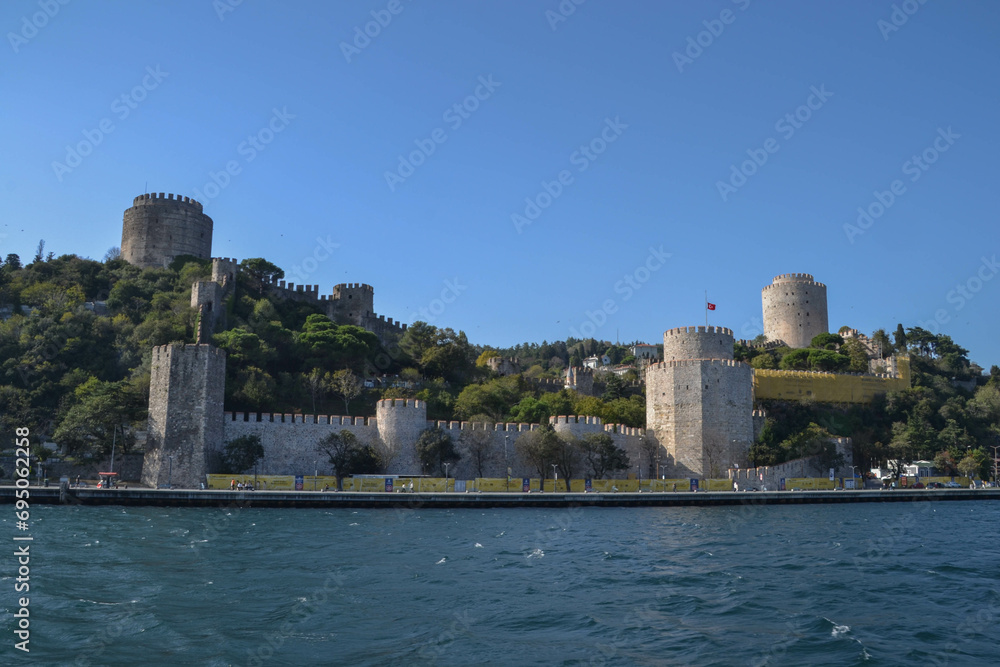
[[4, 500, 999, 666]]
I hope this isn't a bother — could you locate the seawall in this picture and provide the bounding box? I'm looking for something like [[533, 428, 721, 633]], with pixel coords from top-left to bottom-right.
[[4, 486, 998, 508]]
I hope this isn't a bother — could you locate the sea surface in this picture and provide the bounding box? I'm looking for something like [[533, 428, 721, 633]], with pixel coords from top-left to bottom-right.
[[3, 500, 999, 666]]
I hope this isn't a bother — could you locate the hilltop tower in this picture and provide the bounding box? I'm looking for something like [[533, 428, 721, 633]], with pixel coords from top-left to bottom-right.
[[646, 326, 753, 478], [142, 343, 226, 489], [331, 283, 375, 327], [761, 273, 828, 349], [122, 193, 214, 269]]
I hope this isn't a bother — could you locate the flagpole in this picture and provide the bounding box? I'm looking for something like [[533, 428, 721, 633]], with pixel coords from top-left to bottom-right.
[[705, 290, 708, 327]]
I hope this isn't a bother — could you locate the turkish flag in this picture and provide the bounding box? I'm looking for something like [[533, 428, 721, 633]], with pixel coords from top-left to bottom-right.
[[707, 303, 716, 310]]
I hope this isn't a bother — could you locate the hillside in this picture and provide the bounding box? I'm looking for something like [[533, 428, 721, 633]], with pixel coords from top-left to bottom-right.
[[0, 251, 997, 480]]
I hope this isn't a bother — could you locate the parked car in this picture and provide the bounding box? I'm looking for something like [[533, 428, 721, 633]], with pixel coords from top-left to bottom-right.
[[944, 481, 963, 488], [926, 482, 945, 489], [910, 482, 925, 489]]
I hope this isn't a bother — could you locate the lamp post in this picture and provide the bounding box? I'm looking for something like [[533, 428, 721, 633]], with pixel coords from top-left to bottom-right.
[[551, 464, 558, 493], [443, 462, 450, 491], [991, 445, 999, 486], [505, 435, 510, 493], [659, 464, 668, 492], [313, 460, 318, 491], [167, 455, 173, 489], [850, 465, 859, 489]]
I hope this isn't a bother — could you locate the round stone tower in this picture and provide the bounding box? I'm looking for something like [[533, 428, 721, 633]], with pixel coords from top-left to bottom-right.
[[375, 398, 427, 474], [646, 326, 753, 478], [761, 273, 828, 349], [122, 193, 213, 269], [332, 283, 375, 326], [662, 325, 735, 361]]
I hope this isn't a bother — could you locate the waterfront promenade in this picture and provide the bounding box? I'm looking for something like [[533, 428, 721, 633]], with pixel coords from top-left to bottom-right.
[[3, 485, 998, 508]]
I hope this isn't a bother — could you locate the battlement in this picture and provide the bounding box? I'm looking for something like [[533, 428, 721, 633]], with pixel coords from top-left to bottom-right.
[[736, 339, 784, 350], [224, 412, 372, 426], [551, 415, 605, 426], [762, 276, 826, 290], [431, 421, 539, 433], [603, 424, 645, 436], [213, 257, 239, 264], [151, 342, 226, 360], [377, 398, 424, 410], [664, 325, 733, 337], [752, 409, 767, 418], [334, 283, 374, 294], [771, 272, 814, 282], [131, 192, 203, 212]]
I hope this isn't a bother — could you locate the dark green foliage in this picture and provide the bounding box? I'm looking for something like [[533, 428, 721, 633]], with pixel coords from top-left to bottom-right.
[[223, 434, 265, 473], [578, 432, 630, 479], [317, 429, 382, 489], [415, 427, 460, 476]]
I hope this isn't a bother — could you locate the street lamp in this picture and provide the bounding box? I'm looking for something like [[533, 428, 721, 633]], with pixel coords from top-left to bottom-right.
[[443, 462, 450, 491], [551, 464, 558, 493], [167, 455, 173, 489], [313, 460, 318, 491], [850, 465, 859, 489], [505, 435, 510, 492], [659, 464, 668, 492]]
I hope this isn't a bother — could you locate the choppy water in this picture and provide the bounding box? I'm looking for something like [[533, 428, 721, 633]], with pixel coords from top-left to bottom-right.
[[3, 500, 999, 666]]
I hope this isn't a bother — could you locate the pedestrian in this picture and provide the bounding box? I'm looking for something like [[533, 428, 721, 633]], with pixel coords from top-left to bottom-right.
[[231, 479, 236, 490]]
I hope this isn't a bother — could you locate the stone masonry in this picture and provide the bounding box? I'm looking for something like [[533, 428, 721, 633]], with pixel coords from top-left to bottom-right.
[[141, 344, 226, 488], [122, 193, 214, 269]]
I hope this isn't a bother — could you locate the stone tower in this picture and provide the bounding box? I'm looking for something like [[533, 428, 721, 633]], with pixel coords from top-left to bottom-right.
[[122, 193, 214, 269], [761, 273, 829, 349], [331, 283, 375, 326], [142, 343, 226, 488], [376, 399, 427, 474], [645, 326, 753, 478]]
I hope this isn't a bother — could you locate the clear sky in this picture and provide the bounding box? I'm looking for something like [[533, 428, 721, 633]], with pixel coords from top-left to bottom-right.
[[3, 0, 998, 368]]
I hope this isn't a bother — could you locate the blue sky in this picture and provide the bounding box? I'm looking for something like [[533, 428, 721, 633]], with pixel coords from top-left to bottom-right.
[[2, 0, 998, 368]]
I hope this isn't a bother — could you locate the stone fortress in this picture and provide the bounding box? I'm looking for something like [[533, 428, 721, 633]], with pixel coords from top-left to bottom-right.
[[128, 193, 909, 488]]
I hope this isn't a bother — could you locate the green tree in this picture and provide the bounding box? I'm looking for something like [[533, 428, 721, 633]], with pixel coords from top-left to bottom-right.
[[222, 435, 264, 474], [329, 368, 363, 414], [239, 258, 284, 297], [317, 429, 373, 490], [810, 333, 844, 349], [460, 427, 495, 478], [894, 323, 907, 352], [578, 432, 630, 479], [515, 423, 560, 484], [52, 379, 145, 458], [415, 427, 460, 476]]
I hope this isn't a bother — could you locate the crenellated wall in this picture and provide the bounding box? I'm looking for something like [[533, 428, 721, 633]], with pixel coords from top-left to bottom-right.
[[122, 193, 214, 269], [663, 326, 735, 361]]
